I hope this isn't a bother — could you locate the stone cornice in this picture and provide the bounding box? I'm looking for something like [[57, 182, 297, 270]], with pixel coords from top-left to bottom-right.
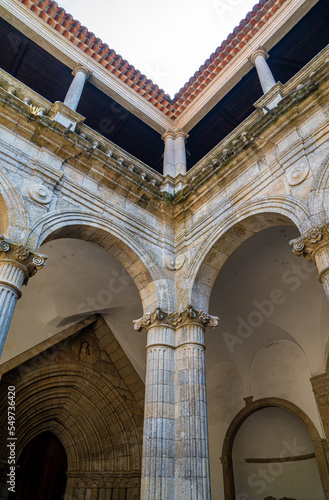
[[133, 305, 219, 332], [0, 0, 318, 133], [173, 55, 327, 211], [0, 0, 171, 134]]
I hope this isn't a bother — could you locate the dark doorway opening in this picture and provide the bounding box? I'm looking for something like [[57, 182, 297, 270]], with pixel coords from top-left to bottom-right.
[[10, 431, 67, 500]]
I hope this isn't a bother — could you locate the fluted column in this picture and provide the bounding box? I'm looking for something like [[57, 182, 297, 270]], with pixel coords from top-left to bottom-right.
[[134, 309, 176, 499], [64, 63, 91, 112], [175, 307, 218, 500], [134, 306, 218, 499], [290, 225, 329, 301], [162, 130, 189, 178], [0, 235, 47, 356], [174, 130, 189, 176], [250, 47, 276, 94]]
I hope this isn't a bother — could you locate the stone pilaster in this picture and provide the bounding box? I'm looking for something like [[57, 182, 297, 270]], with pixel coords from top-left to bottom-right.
[[64, 63, 92, 112], [0, 235, 47, 356], [290, 224, 329, 301], [134, 306, 218, 500]]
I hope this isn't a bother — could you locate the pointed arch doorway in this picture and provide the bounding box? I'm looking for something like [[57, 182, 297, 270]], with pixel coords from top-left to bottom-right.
[[10, 431, 67, 500]]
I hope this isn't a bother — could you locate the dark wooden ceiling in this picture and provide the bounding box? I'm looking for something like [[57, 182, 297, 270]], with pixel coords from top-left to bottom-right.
[[0, 0, 328, 173], [186, 0, 329, 168]]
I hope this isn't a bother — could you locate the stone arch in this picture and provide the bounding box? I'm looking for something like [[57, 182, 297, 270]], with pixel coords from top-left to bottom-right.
[[0, 363, 142, 474], [221, 397, 329, 499], [188, 196, 311, 311], [309, 151, 329, 222], [28, 209, 172, 312], [0, 167, 30, 241]]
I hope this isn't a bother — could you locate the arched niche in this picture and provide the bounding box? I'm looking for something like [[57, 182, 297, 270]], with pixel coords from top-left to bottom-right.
[[221, 398, 329, 499]]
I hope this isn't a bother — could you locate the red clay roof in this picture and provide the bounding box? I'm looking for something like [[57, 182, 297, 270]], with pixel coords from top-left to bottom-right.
[[20, 0, 287, 121]]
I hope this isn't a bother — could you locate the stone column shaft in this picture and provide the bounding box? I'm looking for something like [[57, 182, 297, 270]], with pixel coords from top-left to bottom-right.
[[77, 487, 86, 500], [134, 306, 218, 500], [0, 261, 25, 354], [162, 132, 175, 177], [175, 320, 211, 499], [63, 477, 76, 500], [174, 131, 188, 176], [136, 313, 175, 499], [0, 237, 46, 356], [251, 48, 276, 94], [104, 487, 112, 500], [64, 64, 91, 112]]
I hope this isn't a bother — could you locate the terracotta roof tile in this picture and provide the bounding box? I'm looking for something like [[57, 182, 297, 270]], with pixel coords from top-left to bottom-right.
[[19, 0, 287, 120]]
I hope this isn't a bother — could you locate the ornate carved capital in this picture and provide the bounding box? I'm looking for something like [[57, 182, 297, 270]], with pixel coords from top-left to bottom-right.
[[0, 235, 47, 282], [289, 224, 329, 262], [133, 305, 219, 332]]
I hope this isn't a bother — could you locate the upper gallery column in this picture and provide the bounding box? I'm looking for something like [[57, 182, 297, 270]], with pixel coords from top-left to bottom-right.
[[0, 235, 46, 356], [162, 131, 176, 177], [63, 63, 92, 111], [174, 130, 189, 176], [290, 225, 329, 301], [250, 47, 276, 94], [162, 130, 189, 177]]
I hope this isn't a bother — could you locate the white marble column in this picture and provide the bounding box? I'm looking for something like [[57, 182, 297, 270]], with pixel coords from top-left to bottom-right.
[[64, 64, 91, 112], [0, 236, 46, 356], [174, 130, 189, 176], [162, 131, 176, 178], [134, 309, 176, 499], [250, 47, 276, 94], [290, 225, 329, 300], [175, 307, 218, 500]]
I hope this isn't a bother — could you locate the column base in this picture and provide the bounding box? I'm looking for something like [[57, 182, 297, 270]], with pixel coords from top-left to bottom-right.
[[254, 82, 284, 113], [49, 102, 85, 132]]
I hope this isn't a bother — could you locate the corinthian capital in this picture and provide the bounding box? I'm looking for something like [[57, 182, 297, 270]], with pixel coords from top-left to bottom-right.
[[289, 224, 329, 262], [182, 305, 219, 329], [0, 235, 47, 282], [133, 305, 219, 332]]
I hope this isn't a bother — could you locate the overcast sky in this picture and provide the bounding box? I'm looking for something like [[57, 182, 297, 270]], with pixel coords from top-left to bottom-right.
[[57, 0, 257, 97]]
